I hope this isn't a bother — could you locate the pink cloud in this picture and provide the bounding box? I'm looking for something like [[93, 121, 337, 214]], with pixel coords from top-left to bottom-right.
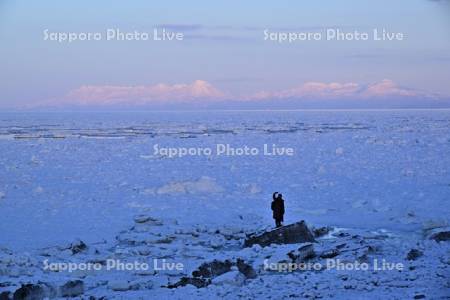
[[40, 78, 439, 109], [248, 79, 423, 100], [60, 80, 226, 105], [362, 79, 417, 98]]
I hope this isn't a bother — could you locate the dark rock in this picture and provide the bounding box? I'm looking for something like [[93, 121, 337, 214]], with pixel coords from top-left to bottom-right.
[[414, 294, 426, 299], [312, 226, 332, 238], [333, 232, 350, 238], [133, 215, 152, 223], [244, 221, 315, 247], [69, 239, 87, 255], [192, 259, 257, 281], [87, 297, 107, 300], [366, 245, 377, 254], [339, 275, 349, 281], [336, 243, 347, 249], [133, 215, 162, 225], [357, 254, 368, 263], [407, 249, 423, 261], [13, 283, 52, 300], [429, 230, 450, 242], [320, 248, 340, 259], [13, 284, 44, 300], [192, 259, 233, 278], [59, 280, 84, 297], [167, 277, 211, 289], [0, 291, 11, 300], [344, 284, 355, 290], [288, 243, 316, 262], [236, 259, 257, 279]]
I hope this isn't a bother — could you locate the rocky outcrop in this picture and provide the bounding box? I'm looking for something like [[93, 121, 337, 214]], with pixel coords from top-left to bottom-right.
[[244, 221, 315, 247], [287, 243, 316, 263], [406, 249, 423, 261], [69, 239, 87, 255], [12, 283, 56, 300], [133, 215, 163, 226], [2, 214, 449, 298], [320, 248, 340, 259], [169, 258, 256, 289], [10, 281, 84, 299], [427, 227, 450, 242], [167, 277, 211, 289], [312, 226, 333, 238], [192, 259, 233, 278], [236, 259, 257, 279], [59, 280, 84, 297]]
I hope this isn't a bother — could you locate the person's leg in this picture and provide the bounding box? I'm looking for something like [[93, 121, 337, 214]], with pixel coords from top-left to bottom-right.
[[275, 219, 281, 227]]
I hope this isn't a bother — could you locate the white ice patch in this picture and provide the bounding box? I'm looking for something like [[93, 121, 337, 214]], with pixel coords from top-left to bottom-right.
[[30, 155, 41, 165], [141, 188, 155, 195], [0, 191, 5, 200], [156, 176, 224, 195], [248, 183, 262, 194], [34, 186, 44, 194], [317, 166, 326, 174], [239, 183, 262, 194], [212, 270, 246, 286]]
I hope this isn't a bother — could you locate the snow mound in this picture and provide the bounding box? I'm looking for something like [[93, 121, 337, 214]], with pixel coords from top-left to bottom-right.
[[212, 270, 246, 286], [335, 147, 344, 155], [156, 176, 224, 195]]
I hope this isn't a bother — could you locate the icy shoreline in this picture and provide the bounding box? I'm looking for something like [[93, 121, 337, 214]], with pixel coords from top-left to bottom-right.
[[1, 215, 449, 299]]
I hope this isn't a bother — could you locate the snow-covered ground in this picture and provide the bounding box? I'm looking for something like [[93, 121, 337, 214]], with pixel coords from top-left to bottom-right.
[[0, 110, 449, 299]]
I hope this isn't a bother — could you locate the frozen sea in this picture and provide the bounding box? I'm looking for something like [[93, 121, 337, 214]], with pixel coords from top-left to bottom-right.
[[0, 110, 449, 251]]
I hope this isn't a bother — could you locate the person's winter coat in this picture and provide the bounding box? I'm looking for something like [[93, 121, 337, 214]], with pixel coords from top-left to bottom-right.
[[271, 194, 285, 221]]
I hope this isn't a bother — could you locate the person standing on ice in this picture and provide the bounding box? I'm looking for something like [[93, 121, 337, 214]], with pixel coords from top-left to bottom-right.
[[271, 192, 285, 228]]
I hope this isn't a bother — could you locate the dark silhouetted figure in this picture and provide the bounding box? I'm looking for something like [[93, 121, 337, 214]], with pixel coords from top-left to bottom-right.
[[271, 192, 285, 228]]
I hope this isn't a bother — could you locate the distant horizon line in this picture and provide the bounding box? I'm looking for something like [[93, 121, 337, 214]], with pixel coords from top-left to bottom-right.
[[2, 108, 450, 113]]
